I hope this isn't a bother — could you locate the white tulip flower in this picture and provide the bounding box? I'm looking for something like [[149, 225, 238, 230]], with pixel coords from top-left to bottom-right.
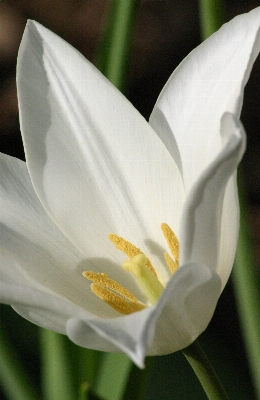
[[1, 7, 260, 367]]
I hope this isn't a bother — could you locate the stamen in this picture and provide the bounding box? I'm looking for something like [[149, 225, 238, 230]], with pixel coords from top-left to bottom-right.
[[108, 233, 157, 277], [161, 223, 179, 265], [82, 271, 138, 302], [91, 284, 146, 315], [164, 252, 178, 274], [122, 254, 164, 304], [82, 223, 180, 315]]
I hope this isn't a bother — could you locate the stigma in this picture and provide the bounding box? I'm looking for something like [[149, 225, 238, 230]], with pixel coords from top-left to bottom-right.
[[82, 223, 179, 315]]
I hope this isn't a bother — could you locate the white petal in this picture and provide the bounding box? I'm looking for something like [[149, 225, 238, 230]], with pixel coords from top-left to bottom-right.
[[150, 7, 260, 193], [17, 20, 185, 284], [1, 262, 221, 364], [66, 318, 129, 353], [148, 263, 221, 356], [180, 113, 245, 287], [67, 308, 155, 368], [0, 282, 89, 334], [0, 249, 31, 286], [218, 175, 239, 288], [66, 263, 221, 367], [0, 153, 123, 316]]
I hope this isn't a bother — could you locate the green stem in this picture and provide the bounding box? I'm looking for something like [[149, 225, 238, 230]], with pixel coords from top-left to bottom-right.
[[232, 174, 260, 399], [95, 0, 139, 92], [77, 348, 103, 389], [199, 0, 224, 40], [93, 353, 132, 400], [40, 329, 77, 400], [0, 323, 39, 400], [182, 340, 229, 400]]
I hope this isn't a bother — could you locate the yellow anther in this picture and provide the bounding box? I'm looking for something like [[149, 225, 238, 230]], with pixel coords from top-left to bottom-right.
[[91, 284, 146, 315], [161, 223, 179, 265], [164, 252, 178, 274], [108, 233, 157, 277], [82, 271, 138, 302], [122, 254, 164, 304]]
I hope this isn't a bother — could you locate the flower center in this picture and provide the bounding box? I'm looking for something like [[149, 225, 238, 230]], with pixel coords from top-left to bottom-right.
[[82, 223, 179, 315]]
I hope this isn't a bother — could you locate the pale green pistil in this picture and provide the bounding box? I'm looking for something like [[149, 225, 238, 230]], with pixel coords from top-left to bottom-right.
[[122, 254, 164, 304]]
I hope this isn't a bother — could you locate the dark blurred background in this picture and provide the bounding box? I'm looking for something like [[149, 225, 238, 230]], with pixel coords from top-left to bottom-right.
[[0, 1, 260, 399]]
